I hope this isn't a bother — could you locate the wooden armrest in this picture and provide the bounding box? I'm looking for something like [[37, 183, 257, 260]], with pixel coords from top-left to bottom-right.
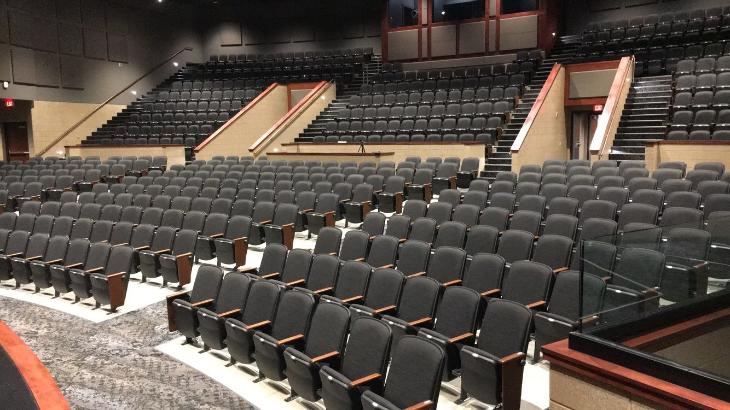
[[26, 255, 43, 261], [323, 211, 335, 216], [350, 373, 381, 387], [405, 400, 433, 410], [341, 295, 364, 303], [301, 208, 314, 213], [311, 351, 339, 363], [245, 320, 271, 330], [258, 219, 273, 225], [65, 262, 83, 268], [152, 248, 171, 254], [278, 333, 304, 345], [209, 233, 225, 238], [448, 332, 474, 343], [166, 290, 189, 301], [481, 288, 501, 297], [408, 271, 426, 278], [176, 252, 193, 259], [260, 272, 280, 279], [374, 305, 397, 314], [340, 199, 351, 203], [328, 252, 337, 256], [442, 278, 462, 287], [6, 252, 23, 257], [378, 264, 394, 269], [113, 242, 129, 247], [218, 308, 241, 318], [353, 257, 365, 262], [237, 266, 257, 273], [282, 223, 295, 228], [85, 266, 104, 273], [314, 286, 334, 294], [500, 351, 525, 364], [44, 258, 63, 264], [134, 245, 150, 251], [554, 267, 569, 273], [106, 272, 126, 279], [286, 278, 306, 286], [526, 300, 547, 310], [398, 238, 407, 243], [191, 298, 215, 307], [408, 316, 432, 326]]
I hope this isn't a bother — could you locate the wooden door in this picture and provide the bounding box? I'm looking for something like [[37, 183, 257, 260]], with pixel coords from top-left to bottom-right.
[[3, 122, 30, 162]]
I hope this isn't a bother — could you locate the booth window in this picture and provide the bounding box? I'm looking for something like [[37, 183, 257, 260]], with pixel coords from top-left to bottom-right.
[[389, 0, 419, 28], [501, 0, 538, 14], [433, 0, 485, 22]]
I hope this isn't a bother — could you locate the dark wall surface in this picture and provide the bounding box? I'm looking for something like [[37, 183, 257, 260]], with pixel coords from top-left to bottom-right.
[[0, 0, 203, 104]]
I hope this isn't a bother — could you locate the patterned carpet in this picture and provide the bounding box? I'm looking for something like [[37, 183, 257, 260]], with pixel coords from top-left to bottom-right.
[[0, 296, 255, 410]]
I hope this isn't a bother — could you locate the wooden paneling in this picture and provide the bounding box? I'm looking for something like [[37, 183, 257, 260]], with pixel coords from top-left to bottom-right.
[[283, 142, 486, 168], [65, 144, 186, 166], [644, 141, 730, 172]]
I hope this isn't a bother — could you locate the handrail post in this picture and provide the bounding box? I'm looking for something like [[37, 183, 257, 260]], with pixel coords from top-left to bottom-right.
[[37, 46, 194, 157]]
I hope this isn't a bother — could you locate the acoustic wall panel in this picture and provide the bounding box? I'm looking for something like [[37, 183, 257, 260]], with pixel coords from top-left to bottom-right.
[[32, 17, 58, 52], [388, 29, 419, 61], [83, 27, 107, 60], [459, 21, 486, 55], [0, 44, 11, 81], [7, 0, 39, 12], [36, 0, 57, 19], [59, 23, 83, 56], [11, 47, 36, 85], [499, 15, 537, 50], [422, 28, 428, 58], [488, 19, 497, 52], [343, 22, 364, 39], [81, 0, 105, 29], [105, 3, 128, 34], [57, 0, 82, 23], [0, 6, 8, 44], [8, 10, 34, 48], [219, 22, 242, 46], [34, 50, 60, 87], [291, 23, 316, 42], [60, 54, 84, 89], [107, 33, 127, 63], [430, 24, 456, 57]]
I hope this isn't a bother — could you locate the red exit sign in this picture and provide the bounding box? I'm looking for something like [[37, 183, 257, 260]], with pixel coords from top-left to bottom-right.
[[3, 98, 14, 108], [593, 104, 603, 113]]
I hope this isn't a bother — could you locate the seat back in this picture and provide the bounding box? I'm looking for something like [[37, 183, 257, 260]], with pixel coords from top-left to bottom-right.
[[380, 336, 445, 408]]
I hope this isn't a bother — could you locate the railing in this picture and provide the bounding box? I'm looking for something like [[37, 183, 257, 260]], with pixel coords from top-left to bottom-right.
[[511, 63, 562, 152], [36, 47, 194, 156], [248, 81, 332, 155], [194, 82, 279, 153], [589, 55, 635, 159]]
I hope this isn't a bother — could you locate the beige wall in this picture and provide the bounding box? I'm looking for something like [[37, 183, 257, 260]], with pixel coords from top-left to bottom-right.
[[31, 101, 125, 157], [388, 29, 419, 61], [511, 66, 569, 172], [195, 85, 289, 160], [645, 142, 730, 172], [251, 83, 336, 156], [430, 25, 457, 57], [283, 142, 486, 168], [65, 145, 186, 166], [550, 368, 655, 410], [590, 57, 634, 161], [569, 69, 618, 99], [499, 15, 538, 50]]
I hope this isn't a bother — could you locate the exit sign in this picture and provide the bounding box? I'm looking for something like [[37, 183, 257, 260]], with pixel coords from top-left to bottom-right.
[[593, 104, 603, 112], [3, 98, 14, 108]]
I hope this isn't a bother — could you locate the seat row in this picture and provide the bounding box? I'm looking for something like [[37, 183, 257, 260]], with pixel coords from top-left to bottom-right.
[[362, 76, 528, 94], [347, 89, 518, 107]]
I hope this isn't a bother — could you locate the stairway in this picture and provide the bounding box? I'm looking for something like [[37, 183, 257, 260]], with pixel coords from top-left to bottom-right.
[[480, 35, 581, 181], [609, 75, 672, 162], [296, 58, 381, 142]]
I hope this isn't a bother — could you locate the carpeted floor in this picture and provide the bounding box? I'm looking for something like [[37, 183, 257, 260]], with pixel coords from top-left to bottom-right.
[[0, 296, 255, 410]]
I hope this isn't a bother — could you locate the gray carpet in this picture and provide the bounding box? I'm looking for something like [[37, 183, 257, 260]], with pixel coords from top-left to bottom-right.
[[0, 296, 255, 410]]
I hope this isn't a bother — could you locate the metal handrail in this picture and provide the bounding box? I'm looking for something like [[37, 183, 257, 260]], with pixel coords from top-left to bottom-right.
[[37, 46, 194, 156]]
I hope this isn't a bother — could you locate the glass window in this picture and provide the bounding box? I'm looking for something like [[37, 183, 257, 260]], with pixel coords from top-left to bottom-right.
[[501, 0, 538, 14], [389, 0, 419, 28], [432, 0, 486, 23]]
